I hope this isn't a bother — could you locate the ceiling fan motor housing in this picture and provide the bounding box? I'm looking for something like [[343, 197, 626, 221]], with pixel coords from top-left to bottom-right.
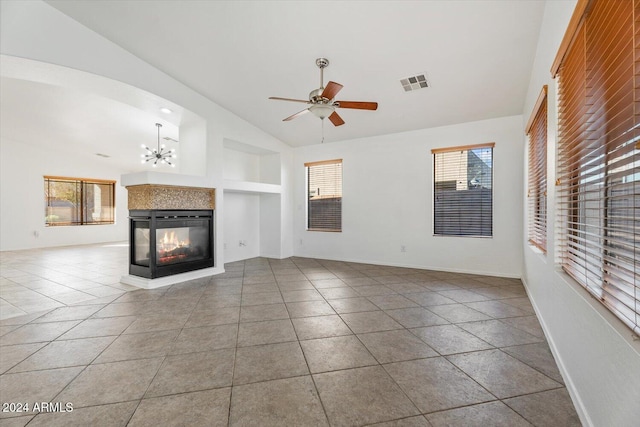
[[309, 88, 328, 103]]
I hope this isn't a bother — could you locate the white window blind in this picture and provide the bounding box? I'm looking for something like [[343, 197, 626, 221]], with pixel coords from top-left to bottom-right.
[[526, 86, 548, 253], [432, 143, 494, 237], [554, 0, 639, 334], [305, 159, 342, 232]]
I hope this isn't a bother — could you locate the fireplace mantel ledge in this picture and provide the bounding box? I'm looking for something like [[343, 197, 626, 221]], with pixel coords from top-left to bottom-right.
[[121, 171, 215, 189], [121, 266, 224, 290]]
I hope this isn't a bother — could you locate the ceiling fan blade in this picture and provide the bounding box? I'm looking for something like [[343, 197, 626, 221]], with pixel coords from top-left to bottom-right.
[[328, 111, 345, 127], [335, 101, 378, 110], [269, 97, 311, 104], [321, 81, 343, 100], [283, 109, 310, 121]]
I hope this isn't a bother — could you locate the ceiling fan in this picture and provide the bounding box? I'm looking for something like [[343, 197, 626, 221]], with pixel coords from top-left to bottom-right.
[[269, 58, 378, 127]]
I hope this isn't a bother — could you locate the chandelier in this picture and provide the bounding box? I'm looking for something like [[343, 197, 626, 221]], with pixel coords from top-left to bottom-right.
[[141, 123, 176, 167]]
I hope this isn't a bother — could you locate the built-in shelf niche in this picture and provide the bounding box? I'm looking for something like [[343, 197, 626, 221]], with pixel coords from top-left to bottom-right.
[[223, 139, 281, 195]]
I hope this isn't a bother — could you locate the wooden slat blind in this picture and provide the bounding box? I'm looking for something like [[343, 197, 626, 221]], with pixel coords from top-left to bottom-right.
[[305, 159, 342, 232], [527, 86, 548, 253], [556, 0, 639, 334], [432, 143, 494, 237], [44, 176, 116, 226]]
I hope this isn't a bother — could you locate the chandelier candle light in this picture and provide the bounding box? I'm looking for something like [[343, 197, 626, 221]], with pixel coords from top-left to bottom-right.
[[141, 123, 177, 167]]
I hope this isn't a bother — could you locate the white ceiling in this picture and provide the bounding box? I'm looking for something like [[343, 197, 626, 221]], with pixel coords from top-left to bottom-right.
[[0, 75, 182, 171], [0, 67, 183, 172], [2, 1, 545, 165]]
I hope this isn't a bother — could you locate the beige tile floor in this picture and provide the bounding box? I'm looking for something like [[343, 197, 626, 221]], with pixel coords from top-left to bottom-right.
[[0, 245, 581, 426], [1, 243, 134, 320]]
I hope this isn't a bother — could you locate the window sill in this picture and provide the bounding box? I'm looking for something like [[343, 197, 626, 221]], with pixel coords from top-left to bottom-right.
[[46, 222, 116, 227], [432, 234, 493, 239], [553, 266, 640, 349], [527, 243, 547, 256]]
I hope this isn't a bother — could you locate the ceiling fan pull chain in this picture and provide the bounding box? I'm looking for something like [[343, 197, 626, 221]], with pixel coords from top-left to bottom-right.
[[321, 119, 325, 144]]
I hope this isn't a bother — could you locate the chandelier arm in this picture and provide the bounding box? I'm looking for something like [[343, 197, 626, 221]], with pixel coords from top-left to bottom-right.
[[143, 123, 175, 167]]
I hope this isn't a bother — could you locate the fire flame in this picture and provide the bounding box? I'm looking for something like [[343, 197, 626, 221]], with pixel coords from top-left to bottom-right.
[[158, 231, 189, 252]]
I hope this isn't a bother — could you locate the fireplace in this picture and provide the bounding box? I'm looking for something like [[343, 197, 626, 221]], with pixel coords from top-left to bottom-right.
[[129, 209, 214, 279]]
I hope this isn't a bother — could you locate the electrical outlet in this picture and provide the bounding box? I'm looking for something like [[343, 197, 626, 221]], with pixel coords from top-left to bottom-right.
[[223, 243, 227, 249], [400, 245, 406, 252]]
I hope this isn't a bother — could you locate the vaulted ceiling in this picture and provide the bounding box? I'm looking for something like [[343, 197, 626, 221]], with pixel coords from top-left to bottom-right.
[[2, 1, 545, 169]]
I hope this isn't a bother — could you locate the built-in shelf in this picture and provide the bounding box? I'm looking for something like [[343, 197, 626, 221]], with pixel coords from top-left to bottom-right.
[[223, 179, 281, 195], [223, 138, 281, 187]]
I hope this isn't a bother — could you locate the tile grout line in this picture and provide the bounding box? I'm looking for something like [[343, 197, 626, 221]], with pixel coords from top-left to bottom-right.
[[1, 253, 575, 425]]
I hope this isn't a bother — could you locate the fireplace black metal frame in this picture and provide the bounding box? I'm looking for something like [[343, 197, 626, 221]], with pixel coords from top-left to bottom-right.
[[129, 209, 214, 279]]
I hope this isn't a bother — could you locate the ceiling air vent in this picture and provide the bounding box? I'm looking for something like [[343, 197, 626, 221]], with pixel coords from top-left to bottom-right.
[[400, 73, 429, 92]]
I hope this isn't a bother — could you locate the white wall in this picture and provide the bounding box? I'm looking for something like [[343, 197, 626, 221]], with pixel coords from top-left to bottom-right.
[[293, 115, 524, 278], [0, 136, 129, 251], [0, 0, 294, 263], [223, 148, 261, 182], [522, 1, 640, 426], [261, 153, 282, 185], [260, 193, 282, 258], [279, 150, 294, 258], [179, 119, 207, 176], [222, 192, 260, 263]]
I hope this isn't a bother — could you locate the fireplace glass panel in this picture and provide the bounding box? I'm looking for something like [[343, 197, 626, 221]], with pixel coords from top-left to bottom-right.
[[133, 220, 150, 267], [156, 219, 210, 266], [129, 210, 214, 279]]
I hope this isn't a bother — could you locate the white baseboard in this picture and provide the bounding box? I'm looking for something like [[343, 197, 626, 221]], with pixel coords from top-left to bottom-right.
[[520, 276, 592, 427], [292, 253, 521, 279]]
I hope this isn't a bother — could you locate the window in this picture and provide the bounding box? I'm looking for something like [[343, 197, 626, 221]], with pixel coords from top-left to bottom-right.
[[432, 143, 494, 237], [305, 159, 342, 232], [44, 176, 115, 226], [526, 86, 548, 253], [553, 0, 639, 334]]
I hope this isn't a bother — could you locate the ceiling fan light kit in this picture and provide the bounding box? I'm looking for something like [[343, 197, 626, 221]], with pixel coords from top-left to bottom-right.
[[309, 104, 334, 119], [269, 58, 378, 128]]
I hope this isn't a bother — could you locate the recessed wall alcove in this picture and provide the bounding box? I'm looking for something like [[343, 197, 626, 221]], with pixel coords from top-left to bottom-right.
[[222, 139, 283, 263]]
